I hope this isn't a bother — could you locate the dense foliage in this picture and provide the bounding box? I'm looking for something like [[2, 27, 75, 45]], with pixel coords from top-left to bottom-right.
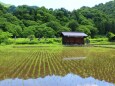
[[0, 1, 115, 39]]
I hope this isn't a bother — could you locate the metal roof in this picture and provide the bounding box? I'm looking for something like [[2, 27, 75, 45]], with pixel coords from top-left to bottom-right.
[[62, 32, 87, 37]]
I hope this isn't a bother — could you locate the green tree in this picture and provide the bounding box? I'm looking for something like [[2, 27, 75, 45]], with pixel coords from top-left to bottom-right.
[[34, 25, 55, 38], [46, 21, 70, 37], [0, 4, 7, 13], [67, 20, 79, 31], [22, 20, 39, 27], [5, 23, 22, 37], [22, 26, 35, 37], [0, 30, 12, 43], [0, 1, 115, 39]]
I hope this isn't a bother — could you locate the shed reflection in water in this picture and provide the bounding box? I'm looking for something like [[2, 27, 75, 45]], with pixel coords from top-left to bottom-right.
[[0, 74, 114, 86]]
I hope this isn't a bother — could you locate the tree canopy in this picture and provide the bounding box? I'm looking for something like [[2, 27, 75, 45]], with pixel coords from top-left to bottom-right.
[[0, 1, 114, 38]]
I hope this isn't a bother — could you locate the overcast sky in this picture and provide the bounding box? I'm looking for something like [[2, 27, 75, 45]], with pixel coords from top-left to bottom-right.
[[0, 0, 113, 11]]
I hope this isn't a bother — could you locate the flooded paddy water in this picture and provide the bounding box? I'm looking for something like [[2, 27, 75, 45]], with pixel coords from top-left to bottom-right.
[[0, 46, 115, 86]]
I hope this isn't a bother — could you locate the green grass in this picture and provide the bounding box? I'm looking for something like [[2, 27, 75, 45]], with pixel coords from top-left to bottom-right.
[[5, 38, 62, 45], [94, 45, 115, 48], [1, 37, 115, 46], [90, 37, 109, 44], [89, 37, 115, 48]]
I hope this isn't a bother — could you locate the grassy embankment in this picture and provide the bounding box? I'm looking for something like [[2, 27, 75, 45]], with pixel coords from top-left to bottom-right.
[[1, 37, 115, 48], [90, 37, 115, 48]]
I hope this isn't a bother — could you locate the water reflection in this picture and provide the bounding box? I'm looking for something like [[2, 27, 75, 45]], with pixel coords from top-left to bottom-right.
[[0, 73, 114, 86], [0, 47, 115, 85]]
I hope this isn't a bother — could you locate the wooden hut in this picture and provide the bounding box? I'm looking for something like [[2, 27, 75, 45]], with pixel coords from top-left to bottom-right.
[[61, 32, 87, 45]]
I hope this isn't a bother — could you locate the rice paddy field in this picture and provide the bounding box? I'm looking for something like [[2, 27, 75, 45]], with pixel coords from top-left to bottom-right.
[[0, 45, 115, 86]]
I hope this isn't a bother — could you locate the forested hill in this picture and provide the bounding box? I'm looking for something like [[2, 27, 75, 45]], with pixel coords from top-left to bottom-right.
[[94, 1, 115, 18], [0, 1, 11, 7], [0, 1, 115, 38]]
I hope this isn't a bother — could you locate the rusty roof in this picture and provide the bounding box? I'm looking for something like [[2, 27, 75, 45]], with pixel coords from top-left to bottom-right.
[[62, 32, 87, 37]]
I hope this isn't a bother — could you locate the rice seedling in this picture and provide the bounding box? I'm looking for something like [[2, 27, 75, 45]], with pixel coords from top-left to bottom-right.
[[0, 46, 115, 85]]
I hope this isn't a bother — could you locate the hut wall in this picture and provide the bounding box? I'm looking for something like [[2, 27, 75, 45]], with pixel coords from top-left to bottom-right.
[[62, 36, 84, 45]]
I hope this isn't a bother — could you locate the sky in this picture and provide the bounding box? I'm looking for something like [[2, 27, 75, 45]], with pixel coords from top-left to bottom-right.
[[0, 0, 113, 11]]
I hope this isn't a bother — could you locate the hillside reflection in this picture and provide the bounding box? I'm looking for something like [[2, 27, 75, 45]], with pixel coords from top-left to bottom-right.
[[0, 74, 114, 86]]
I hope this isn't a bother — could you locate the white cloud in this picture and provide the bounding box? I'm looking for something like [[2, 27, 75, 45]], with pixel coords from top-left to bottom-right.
[[0, 0, 112, 11]]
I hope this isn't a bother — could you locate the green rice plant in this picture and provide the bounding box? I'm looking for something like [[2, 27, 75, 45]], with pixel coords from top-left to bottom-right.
[[32, 52, 39, 77], [11, 50, 34, 78], [38, 53, 42, 77], [25, 51, 38, 77], [49, 57, 56, 75], [47, 55, 52, 75], [18, 51, 37, 78], [0, 45, 115, 84], [0, 49, 31, 78], [53, 55, 66, 75], [43, 55, 46, 76], [50, 53, 60, 74]]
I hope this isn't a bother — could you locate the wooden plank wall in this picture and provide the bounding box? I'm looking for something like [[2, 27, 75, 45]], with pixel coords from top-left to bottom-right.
[[62, 36, 84, 45]]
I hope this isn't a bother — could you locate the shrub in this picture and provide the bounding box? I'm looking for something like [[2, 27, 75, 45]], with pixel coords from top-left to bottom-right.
[[28, 39, 38, 44], [0, 30, 12, 44], [4, 38, 15, 44], [107, 32, 115, 41], [53, 38, 61, 43], [15, 38, 30, 44]]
